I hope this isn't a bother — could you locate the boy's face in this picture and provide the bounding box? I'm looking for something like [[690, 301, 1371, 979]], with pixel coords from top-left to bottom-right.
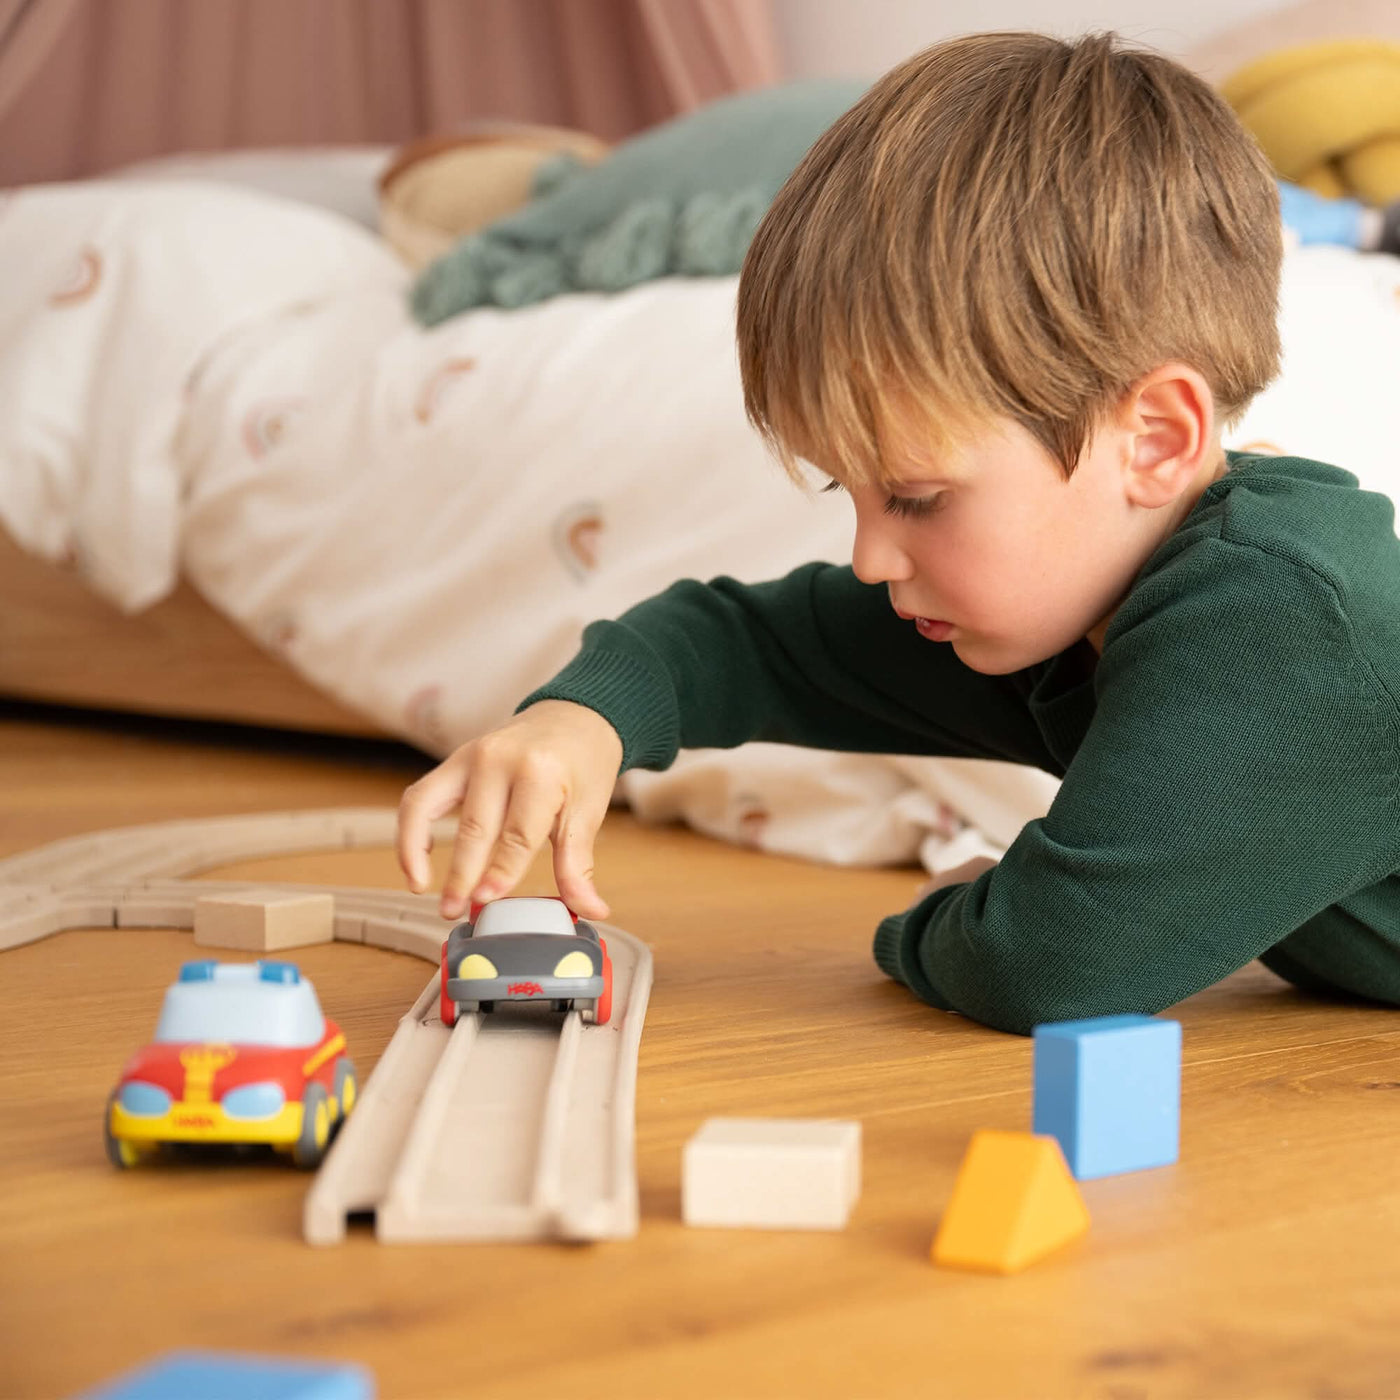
[[816, 406, 1214, 676]]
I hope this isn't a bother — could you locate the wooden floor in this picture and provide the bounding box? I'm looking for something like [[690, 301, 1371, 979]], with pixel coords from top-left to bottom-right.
[[2, 702, 1399, 1400]]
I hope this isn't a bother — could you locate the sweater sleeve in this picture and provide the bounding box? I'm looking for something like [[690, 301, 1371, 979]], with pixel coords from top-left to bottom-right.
[[872, 539, 1400, 1034], [518, 561, 1059, 772]]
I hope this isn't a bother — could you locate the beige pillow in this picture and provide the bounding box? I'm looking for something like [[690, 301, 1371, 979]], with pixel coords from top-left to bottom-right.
[[379, 123, 610, 270]]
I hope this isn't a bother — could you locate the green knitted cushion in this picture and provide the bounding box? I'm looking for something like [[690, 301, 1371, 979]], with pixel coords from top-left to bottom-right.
[[410, 78, 866, 324]]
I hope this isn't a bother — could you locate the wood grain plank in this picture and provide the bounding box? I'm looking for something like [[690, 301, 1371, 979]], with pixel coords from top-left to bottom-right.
[[0, 708, 1396, 1400]]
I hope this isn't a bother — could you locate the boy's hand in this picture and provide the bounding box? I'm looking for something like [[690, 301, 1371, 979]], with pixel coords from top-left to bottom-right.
[[396, 700, 623, 923], [912, 855, 999, 903]]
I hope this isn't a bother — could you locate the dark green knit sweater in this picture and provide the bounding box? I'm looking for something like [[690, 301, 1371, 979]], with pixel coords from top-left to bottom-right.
[[520, 452, 1400, 1034]]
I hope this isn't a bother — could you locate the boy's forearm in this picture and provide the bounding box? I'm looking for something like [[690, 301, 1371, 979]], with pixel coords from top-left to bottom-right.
[[519, 563, 1057, 774], [872, 862, 1212, 1037]]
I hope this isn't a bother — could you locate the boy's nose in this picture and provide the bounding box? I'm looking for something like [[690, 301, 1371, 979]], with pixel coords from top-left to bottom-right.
[[851, 520, 914, 586]]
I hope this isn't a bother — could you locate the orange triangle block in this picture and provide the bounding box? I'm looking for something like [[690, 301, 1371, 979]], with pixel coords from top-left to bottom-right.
[[931, 1129, 1090, 1274]]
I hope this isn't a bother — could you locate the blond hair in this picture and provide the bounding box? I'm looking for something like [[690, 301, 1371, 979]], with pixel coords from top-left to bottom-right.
[[736, 30, 1283, 485]]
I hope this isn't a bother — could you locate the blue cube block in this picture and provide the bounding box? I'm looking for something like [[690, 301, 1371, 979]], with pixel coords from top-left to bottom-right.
[[78, 1350, 375, 1400], [1032, 1014, 1181, 1180]]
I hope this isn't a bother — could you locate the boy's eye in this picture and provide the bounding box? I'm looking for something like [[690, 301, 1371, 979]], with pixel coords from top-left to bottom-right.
[[882, 492, 946, 519], [820, 479, 947, 519]]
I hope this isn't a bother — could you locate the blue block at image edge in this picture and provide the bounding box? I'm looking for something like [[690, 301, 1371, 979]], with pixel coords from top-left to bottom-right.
[[1031, 1013, 1182, 1180], [76, 1350, 375, 1400]]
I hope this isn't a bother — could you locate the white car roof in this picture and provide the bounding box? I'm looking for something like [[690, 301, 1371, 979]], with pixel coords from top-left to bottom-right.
[[155, 962, 325, 1047], [473, 897, 575, 937]]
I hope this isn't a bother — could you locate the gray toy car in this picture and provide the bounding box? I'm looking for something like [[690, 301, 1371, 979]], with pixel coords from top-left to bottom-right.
[[439, 895, 613, 1027]]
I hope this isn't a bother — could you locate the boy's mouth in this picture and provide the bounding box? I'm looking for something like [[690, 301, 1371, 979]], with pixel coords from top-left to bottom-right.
[[892, 604, 954, 640], [914, 617, 954, 640]]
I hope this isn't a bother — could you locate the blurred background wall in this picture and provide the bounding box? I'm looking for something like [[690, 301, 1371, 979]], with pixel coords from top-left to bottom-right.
[[772, 0, 1287, 78], [0, 0, 1332, 186]]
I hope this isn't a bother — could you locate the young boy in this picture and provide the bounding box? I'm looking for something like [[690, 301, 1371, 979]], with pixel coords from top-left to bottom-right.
[[396, 31, 1400, 1035]]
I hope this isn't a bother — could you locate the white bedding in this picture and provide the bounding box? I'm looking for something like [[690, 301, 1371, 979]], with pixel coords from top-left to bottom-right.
[[2, 177, 1398, 883]]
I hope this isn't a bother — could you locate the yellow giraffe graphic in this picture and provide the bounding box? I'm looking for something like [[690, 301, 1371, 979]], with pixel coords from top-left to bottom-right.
[[179, 1045, 237, 1103]]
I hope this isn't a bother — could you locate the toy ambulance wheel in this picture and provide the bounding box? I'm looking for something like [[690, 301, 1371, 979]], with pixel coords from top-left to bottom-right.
[[331, 1057, 357, 1121], [592, 939, 613, 1026], [293, 1083, 332, 1169], [439, 939, 458, 1028], [103, 1094, 154, 1169]]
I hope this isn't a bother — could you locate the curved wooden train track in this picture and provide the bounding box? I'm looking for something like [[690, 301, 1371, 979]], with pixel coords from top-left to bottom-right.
[[0, 808, 653, 1245]]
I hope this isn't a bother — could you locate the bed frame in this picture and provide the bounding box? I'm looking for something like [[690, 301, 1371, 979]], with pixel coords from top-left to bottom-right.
[[0, 528, 383, 736]]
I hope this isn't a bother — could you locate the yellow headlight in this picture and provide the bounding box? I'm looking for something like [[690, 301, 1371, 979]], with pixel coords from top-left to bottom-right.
[[456, 953, 498, 980], [553, 951, 594, 978]]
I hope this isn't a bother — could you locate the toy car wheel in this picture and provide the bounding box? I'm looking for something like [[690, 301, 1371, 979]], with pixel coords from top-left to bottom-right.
[[479, 1000, 495, 1014], [439, 939, 458, 1028], [103, 1099, 155, 1169], [293, 1083, 332, 1170], [331, 1057, 357, 1121], [592, 939, 613, 1026], [551, 999, 571, 1013]]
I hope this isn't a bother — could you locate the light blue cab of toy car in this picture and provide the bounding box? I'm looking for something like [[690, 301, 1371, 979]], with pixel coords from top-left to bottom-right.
[[157, 959, 326, 1048]]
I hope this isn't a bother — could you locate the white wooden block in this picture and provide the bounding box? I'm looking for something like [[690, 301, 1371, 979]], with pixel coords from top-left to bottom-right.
[[193, 890, 334, 951], [682, 1117, 862, 1230]]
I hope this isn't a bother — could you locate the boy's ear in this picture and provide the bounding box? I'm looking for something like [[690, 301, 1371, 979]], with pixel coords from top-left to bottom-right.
[[1117, 363, 1216, 509]]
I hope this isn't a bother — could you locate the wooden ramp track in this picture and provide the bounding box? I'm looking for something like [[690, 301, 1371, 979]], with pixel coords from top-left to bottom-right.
[[0, 808, 653, 1246], [308, 923, 650, 1245]]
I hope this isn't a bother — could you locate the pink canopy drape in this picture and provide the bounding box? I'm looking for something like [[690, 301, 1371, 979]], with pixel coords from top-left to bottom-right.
[[0, 0, 782, 186]]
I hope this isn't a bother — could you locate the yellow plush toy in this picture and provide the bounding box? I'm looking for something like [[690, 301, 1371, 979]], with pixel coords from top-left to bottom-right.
[[1221, 38, 1400, 203], [378, 122, 611, 270]]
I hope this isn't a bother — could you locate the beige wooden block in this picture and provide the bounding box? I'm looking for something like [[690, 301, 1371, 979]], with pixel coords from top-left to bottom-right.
[[682, 1117, 862, 1230], [193, 890, 334, 952]]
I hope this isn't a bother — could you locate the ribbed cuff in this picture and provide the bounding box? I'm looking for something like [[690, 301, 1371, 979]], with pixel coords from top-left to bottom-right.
[[873, 901, 954, 1012], [873, 912, 908, 983], [516, 646, 680, 772]]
